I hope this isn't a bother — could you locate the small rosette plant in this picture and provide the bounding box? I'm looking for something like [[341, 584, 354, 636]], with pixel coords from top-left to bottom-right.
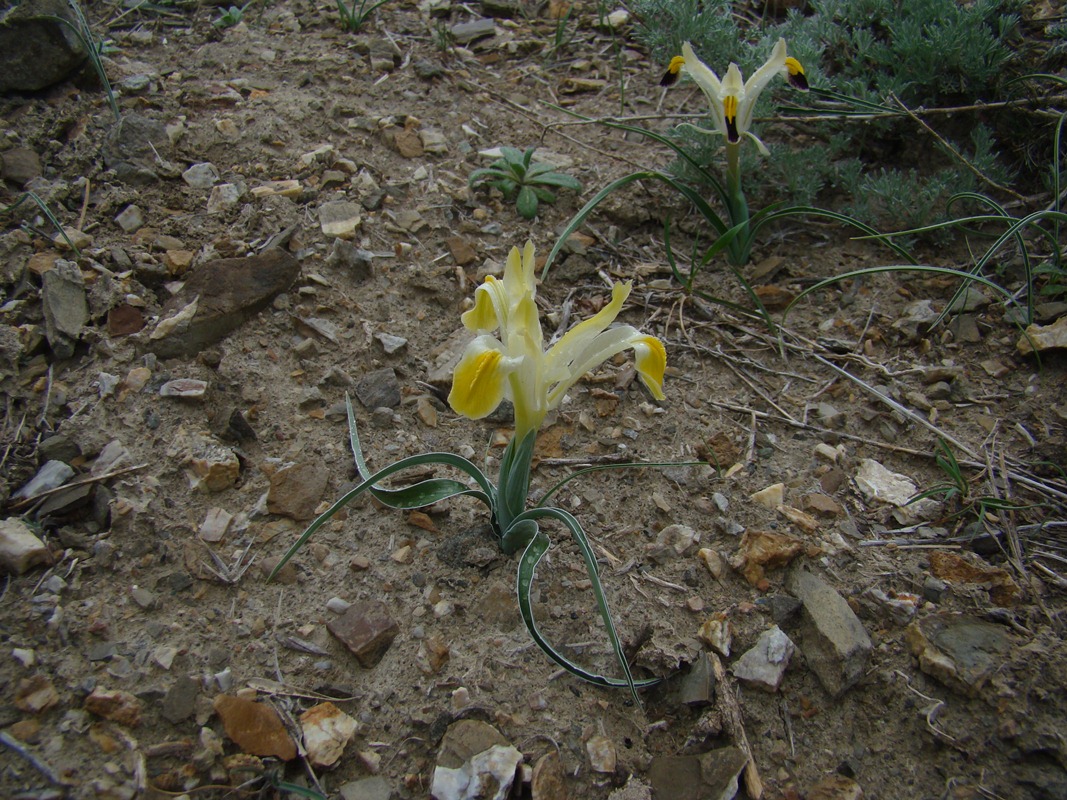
[[271, 242, 667, 701]]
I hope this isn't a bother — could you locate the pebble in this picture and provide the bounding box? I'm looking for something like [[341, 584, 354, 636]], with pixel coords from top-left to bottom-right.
[[697, 547, 725, 580], [0, 147, 42, 186], [0, 519, 53, 574], [184, 440, 240, 493], [213, 694, 296, 759], [160, 378, 208, 399], [326, 597, 352, 614], [325, 238, 374, 281], [85, 687, 143, 727], [355, 367, 402, 409], [130, 585, 157, 609], [730, 529, 805, 588], [319, 200, 363, 239], [182, 162, 219, 188], [416, 636, 451, 674], [375, 332, 408, 354], [678, 651, 715, 707], [787, 568, 872, 697], [267, 461, 329, 521], [904, 612, 1012, 697], [647, 748, 747, 800], [731, 625, 795, 692], [531, 751, 568, 800], [15, 675, 60, 713], [161, 673, 197, 722], [341, 777, 392, 800], [300, 701, 359, 768], [199, 507, 233, 542], [749, 482, 784, 510], [854, 458, 937, 524], [114, 204, 145, 233], [207, 183, 241, 212], [697, 612, 732, 657], [13, 460, 75, 501], [586, 735, 617, 773], [327, 601, 400, 667], [865, 587, 920, 625]]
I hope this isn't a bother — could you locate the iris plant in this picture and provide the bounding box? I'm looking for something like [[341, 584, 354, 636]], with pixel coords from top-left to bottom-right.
[[271, 242, 667, 702], [661, 38, 808, 264]]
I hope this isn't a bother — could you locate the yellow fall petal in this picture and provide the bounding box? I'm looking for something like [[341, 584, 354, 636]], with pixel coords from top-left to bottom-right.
[[448, 344, 509, 419], [633, 336, 667, 401]]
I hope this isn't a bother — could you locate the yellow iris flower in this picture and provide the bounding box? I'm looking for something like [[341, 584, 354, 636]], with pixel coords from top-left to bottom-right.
[[449, 242, 666, 439], [661, 38, 808, 155]]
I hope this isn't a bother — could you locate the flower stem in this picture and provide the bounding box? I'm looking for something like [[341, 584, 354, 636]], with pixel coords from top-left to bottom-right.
[[724, 143, 750, 266]]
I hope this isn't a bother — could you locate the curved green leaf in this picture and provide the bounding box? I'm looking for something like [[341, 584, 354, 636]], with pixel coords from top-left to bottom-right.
[[511, 505, 662, 704], [530, 173, 582, 192], [269, 452, 495, 580]]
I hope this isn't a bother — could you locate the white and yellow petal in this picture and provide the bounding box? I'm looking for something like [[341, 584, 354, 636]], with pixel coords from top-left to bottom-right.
[[632, 336, 667, 400], [448, 336, 519, 420]]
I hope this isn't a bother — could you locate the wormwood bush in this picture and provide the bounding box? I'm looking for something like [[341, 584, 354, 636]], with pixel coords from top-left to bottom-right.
[[629, 0, 1026, 235]]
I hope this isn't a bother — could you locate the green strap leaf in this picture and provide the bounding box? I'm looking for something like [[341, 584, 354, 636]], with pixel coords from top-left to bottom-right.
[[511, 506, 662, 704], [269, 451, 493, 580]]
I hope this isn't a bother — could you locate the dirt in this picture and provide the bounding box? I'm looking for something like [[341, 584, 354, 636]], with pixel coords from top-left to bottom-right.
[[1, 2, 1066, 799]]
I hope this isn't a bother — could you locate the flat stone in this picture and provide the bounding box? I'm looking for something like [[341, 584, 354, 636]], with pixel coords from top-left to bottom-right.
[[928, 550, 1020, 607], [15, 675, 60, 713], [0, 0, 87, 91], [300, 701, 359, 768], [749, 482, 785, 509], [787, 568, 872, 697], [185, 442, 240, 493], [182, 162, 219, 189], [327, 601, 400, 667], [355, 367, 401, 409], [531, 751, 568, 800], [904, 613, 1012, 697], [199, 507, 233, 543], [267, 461, 328, 521], [340, 777, 392, 800], [647, 748, 747, 800], [160, 378, 208, 399], [450, 17, 497, 43], [436, 720, 510, 769], [586, 735, 616, 773], [446, 236, 478, 266], [213, 694, 297, 760], [431, 743, 523, 800], [697, 612, 731, 657], [1017, 314, 1067, 354], [375, 333, 408, 354], [0, 518, 52, 574], [41, 259, 88, 359], [807, 775, 864, 800], [730, 530, 805, 588], [13, 459, 74, 501], [85, 687, 143, 727], [319, 200, 362, 239], [161, 673, 198, 723], [0, 147, 43, 186], [147, 249, 300, 358], [947, 286, 991, 313], [325, 238, 373, 281], [678, 651, 716, 706], [731, 625, 795, 692], [854, 458, 937, 524], [103, 113, 176, 184]]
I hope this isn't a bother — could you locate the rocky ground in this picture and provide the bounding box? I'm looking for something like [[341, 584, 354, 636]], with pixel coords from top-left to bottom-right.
[[1, 1, 1066, 799]]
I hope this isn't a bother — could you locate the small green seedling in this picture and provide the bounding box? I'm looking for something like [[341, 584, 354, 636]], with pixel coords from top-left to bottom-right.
[[213, 3, 250, 29], [336, 0, 390, 33], [469, 147, 582, 220]]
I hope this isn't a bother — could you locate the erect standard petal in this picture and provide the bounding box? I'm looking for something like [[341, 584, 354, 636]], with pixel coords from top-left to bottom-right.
[[678, 42, 729, 139], [461, 275, 504, 332], [448, 336, 517, 420], [633, 336, 667, 400]]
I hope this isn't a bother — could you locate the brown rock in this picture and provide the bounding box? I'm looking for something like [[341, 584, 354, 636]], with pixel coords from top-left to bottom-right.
[[85, 688, 142, 727], [147, 249, 300, 358], [801, 492, 844, 517], [15, 675, 60, 713], [393, 126, 424, 158], [416, 635, 450, 674], [107, 304, 145, 337], [730, 530, 806, 588], [928, 551, 1020, 607], [1, 147, 43, 186], [446, 236, 478, 266], [532, 751, 568, 800], [267, 462, 329, 521], [435, 719, 510, 769], [327, 600, 400, 667], [213, 694, 297, 760], [807, 774, 865, 800]]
